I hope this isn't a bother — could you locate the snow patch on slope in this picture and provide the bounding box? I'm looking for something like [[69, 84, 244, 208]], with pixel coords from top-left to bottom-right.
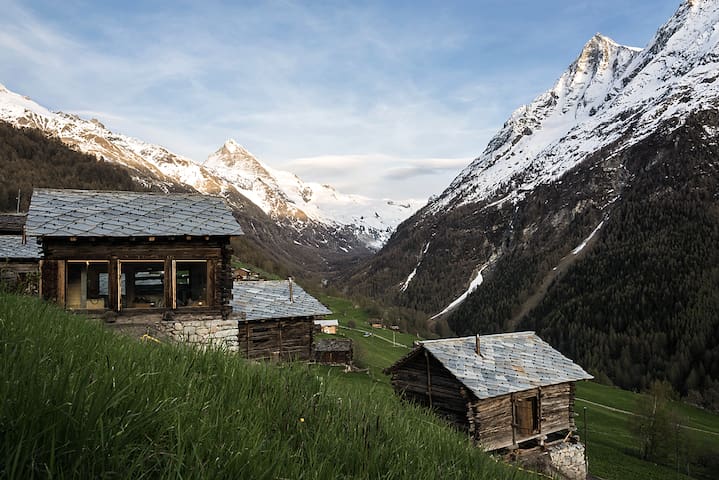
[[572, 220, 605, 255], [431, 264, 488, 319]]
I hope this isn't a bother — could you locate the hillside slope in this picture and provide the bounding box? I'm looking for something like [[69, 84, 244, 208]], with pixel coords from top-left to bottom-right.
[[0, 293, 534, 480]]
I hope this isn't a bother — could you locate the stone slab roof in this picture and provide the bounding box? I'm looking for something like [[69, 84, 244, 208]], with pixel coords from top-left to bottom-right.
[[0, 236, 42, 260], [25, 189, 243, 237], [314, 338, 352, 352], [390, 332, 592, 400], [231, 280, 332, 321]]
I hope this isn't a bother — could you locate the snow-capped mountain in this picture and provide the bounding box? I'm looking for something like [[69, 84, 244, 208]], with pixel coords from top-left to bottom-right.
[[431, 0, 719, 213], [204, 139, 421, 249], [345, 0, 719, 400], [0, 83, 420, 250]]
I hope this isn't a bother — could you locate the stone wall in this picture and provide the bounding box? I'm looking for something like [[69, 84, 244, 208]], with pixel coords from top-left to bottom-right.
[[156, 315, 239, 352], [547, 442, 587, 480]]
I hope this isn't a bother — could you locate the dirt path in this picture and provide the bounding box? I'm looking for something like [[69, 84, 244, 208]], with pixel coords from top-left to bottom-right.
[[576, 397, 719, 437]]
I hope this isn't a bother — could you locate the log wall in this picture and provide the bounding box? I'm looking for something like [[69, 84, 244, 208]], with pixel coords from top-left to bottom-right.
[[39, 237, 233, 319], [239, 318, 313, 361], [387, 351, 472, 427], [469, 383, 576, 451]]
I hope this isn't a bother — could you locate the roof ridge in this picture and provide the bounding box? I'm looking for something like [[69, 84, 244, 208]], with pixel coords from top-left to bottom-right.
[[420, 331, 536, 344]]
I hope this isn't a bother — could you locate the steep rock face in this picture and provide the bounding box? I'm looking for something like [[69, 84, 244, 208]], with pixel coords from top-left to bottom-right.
[[344, 0, 719, 401]]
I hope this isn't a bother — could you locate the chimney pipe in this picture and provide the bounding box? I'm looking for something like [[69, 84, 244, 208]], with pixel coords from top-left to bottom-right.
[[475, 334, 482, 357], [288, 277, 294, 303]]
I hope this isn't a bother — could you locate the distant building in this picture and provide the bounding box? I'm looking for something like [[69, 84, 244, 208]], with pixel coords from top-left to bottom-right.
[[0, 235, 41, 291], [231, 279, 331, 360], [314, 319, 339, 334], [312, 338, 352, 365], [0, 213, 27, 235]]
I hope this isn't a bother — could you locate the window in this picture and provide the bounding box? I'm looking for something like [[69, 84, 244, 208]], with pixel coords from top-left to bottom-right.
[[514, 395, 540, 437], [66, 261, 109, 310], [175, 261, 208, 307], [120, 261, 165, 308]]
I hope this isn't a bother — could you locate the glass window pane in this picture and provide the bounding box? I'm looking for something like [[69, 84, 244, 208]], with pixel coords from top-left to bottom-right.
[[66, 262, 108, 310], [176, 261, 207, 307], [121, 262, 164, 309]]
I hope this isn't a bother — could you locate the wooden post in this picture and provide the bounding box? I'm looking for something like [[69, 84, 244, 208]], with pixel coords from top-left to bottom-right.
[[424, 350, 433, 409]]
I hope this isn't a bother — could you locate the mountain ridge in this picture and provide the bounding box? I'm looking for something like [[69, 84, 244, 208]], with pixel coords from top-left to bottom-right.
[[343, 0, 719, 406]]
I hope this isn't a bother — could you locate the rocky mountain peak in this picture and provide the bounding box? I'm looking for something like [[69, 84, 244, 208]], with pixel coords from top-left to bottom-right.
[[205, 139, 273, 182]]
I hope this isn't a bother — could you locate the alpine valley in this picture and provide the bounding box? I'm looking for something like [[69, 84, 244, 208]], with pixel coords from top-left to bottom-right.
[[344, 0, 719, 408], [0, 83, 422, 277]]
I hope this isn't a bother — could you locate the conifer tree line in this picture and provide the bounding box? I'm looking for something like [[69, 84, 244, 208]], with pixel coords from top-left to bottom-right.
[[449, 112, 719, 411], [0, 121, 150, 211]]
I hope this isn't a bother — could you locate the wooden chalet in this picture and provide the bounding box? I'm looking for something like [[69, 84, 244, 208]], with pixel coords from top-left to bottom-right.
[[0, 235, 42, 290], [25, 189, 243, 322], [231, 279, 332, 360], [385, 332, 593, 452]]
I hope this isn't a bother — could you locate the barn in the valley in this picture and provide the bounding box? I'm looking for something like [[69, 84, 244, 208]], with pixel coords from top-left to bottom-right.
[[231, 279, 331, 360], [25, 189, 244, 349], [385, 332, 593, 452]]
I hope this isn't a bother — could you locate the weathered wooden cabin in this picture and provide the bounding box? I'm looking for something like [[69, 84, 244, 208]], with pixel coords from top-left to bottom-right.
[[231, 279, 331, 360], [0, 235, 42, 290], [25, 189, 243, 329], [0, 213, 27, 235], [385, 332, 592, 452], [312, 338, 353, 365]]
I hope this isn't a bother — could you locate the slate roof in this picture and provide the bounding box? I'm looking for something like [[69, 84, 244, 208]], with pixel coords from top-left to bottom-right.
[[0, 236, 42, 260], [390, 332, 592, 400], [231, 280, 332, 321], [25, 189, 243, 237], [314, 338, 352, 352]]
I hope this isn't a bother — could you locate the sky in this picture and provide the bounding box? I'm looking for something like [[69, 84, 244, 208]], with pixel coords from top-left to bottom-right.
[[0, 0, 682, 201]]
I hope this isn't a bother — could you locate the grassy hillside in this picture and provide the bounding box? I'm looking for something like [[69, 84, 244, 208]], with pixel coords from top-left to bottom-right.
[[0, 293, 534, 479], [318, 296, 719, 480]]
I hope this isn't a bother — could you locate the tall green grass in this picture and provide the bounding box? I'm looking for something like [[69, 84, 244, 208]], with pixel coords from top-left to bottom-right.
[[0, 294, 535, 479]]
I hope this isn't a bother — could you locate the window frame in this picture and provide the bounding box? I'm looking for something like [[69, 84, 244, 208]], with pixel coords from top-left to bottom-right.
[[64, 260, 110, 310]]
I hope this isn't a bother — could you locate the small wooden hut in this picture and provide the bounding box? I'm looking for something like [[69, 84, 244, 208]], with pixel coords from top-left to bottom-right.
[[231, 279, 331, 360], [0, 235, 42, 290], [25, 189, 243, 322], [385, 332, 592, 452], [312, 338, 352, 365]]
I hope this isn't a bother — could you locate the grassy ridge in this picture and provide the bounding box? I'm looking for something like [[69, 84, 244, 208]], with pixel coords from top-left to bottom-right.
[[0, 293, 534, 479]]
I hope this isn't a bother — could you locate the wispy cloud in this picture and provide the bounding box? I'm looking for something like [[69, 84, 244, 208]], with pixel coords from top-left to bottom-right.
[[0, 0, 680, 199]]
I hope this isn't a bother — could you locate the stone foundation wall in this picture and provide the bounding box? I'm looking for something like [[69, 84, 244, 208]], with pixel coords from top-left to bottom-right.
[[156, 316, 239, 352], [99, 310, 240, 352], [547, 442, 587, 480]]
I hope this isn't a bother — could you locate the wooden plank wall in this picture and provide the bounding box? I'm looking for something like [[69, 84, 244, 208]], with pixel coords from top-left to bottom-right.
[[539, 383, 574, 433], [470, 395, 514, 451], [469, 383, 575, 451], [388, 351, 472, 427], [239, 318, 313, 361]]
